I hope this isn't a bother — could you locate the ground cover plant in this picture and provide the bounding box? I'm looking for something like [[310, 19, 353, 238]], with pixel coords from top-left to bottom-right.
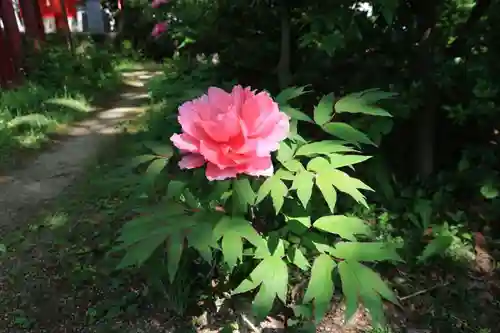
[[0, 42, 121, 163]]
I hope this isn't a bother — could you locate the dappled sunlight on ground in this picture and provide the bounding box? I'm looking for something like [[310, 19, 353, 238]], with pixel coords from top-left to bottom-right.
[[122, 70, 163, 88], [0, 69, 158, 233]]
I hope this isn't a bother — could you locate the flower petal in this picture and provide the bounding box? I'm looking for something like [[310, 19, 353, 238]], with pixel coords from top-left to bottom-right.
[[170, 133, 199, 153], [206, 163, 238, 181], [241, 156, 274, 177], [179, 154, 206, 169]]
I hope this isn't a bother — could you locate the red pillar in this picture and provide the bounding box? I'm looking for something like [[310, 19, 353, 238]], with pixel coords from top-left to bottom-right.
[[51, 0, 69, 32], [0, 0, 23, 85], [0, 26, 17, 88], [19, 0, 45, 48]]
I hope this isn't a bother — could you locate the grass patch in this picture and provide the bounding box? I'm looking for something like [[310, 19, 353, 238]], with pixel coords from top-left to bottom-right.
[[0, 44, 123, 168]]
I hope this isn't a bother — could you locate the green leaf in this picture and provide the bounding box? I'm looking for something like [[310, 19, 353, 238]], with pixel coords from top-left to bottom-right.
[[114, 204, 188, 246], [295, 140, 357, 157], [332, 242, 403, 262], [222, 230, 243, 270], [282, 159, 304, 172], [360, 290, 385, 327], [378, 0, 398, 25], [303, 254, 336, 323], [252, 283, 276, 319], [116, 233, 167, 269], [187, 221, 214, 262], [338, 261, 397, 326], [166, 180, 187, 199], [322, 122, 375, 147], [337, 261, 359, 322], [328, 154, 372, 169], [315, 172, 338, 213], [166, 231, 184, 282], [306, 156, 331, 172], [183, 188, 200, 208], [255, 175, 288, 214], [480, 182, 499, 199], [326, 169, 371, 207], [292, 171, 314, 208], [288, 246, 310, 271], [129, 154, 157, 168], [277, 141, 295, 163], [8, 113, 52, 128], [276, 86, 310, 104], [281, 105, 314, 123], [303, 233, 336, 254], [314, 93, 335, 126], [114, 205, 194, 271], [313, 215, 372, 241], [254, 234, 286, 258], [44, 97, 91, 112], [335, 89, 395, 117], [276, 168, 295, 180], [145, 158, 168, 182], [253, 258, 288, 318], [417, 235, 453, 263], [255, 177, 274, 204], [233, 255, 289, 320], [356, 89, 398, 104], [209, 180, 232, 200], [271, 178, 288, 213], [233, 178, 256, 212], [284, 214, 311, 235], [352, 261, 399, 305], [144, 141, 173, 157], [213, 215, 264, 248]]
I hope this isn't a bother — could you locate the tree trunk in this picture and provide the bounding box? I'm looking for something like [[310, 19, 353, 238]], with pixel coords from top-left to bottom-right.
[[0, 0, 23, 85], [19, 0, 45, 50], [0, 26, 17, 88], [57, 0, 74, 52], [277, 1, 291, 90]]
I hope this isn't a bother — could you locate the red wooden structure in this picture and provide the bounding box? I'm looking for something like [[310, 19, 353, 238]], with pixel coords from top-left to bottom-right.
[[38, 0, 78, 31], [0, 0, 23, 87], [1, 0, 123, 88], [0, 0, 79, 88]]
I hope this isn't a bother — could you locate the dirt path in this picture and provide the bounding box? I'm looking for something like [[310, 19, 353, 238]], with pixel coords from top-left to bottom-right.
[[0, 69, 160, 233]]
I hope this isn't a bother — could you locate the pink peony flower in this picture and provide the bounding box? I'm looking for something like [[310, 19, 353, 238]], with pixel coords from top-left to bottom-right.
[[151, 0, 169, 8], [151, 22, 168, 38], [170, 86, 290, 180]]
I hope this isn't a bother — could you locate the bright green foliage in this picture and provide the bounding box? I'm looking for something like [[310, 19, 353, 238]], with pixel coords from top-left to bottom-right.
[[338, 261, 400, 324], [276, 85, 310, 105], [291, 170, 314, 208], [313, 215, 373, 241], [233, 178, 256, 213], [322, 122, 375, 147], [213, 215, 263, 269], [303, 254, 336, 323], [114, 89, 400, 329], [295, 140, 358, 156], [233, 253, 288, 319], [255, 174, 289, 213], [334, 89, 396, 117], [313, 93, 335, 126], [418, 235, 454, 263]]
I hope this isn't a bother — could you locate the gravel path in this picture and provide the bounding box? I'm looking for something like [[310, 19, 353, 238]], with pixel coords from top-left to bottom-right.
[[0, 69, 160, 233]]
